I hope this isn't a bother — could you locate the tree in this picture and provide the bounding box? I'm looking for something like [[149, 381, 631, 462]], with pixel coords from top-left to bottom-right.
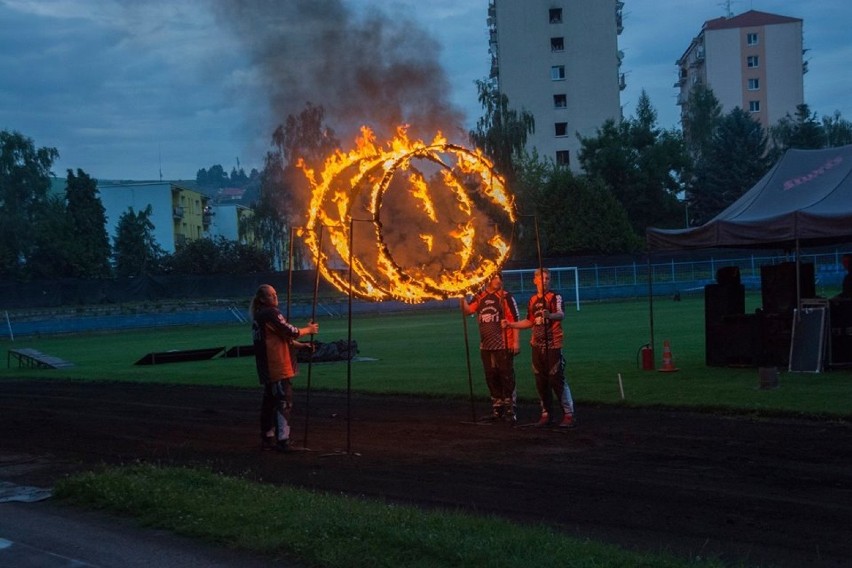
[[161, 237, 272, 275], [274, 102, 339, 170], [112, 205, 164, 277], [26, 195, 75, 279], [229, 166, 248, 186], [246, 102, 340, 270], [823, 111, 852, 147], [195, 165, 229, 191], [65, 169, 111, 277], [509, 151, 551, 259], [578, 91, 689, 235], [469, 79, 535, 189], [689, 107, 771, 224], [683, 84, 723, 163], [229, 241, 273, 274], [0, 130, 59, 277], [161, 236, 222, 275], [526, 161, 640, 256], [769, 104, 825, 160]]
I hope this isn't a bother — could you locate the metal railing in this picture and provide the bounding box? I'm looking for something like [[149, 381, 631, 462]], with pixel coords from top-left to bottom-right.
[[502, 250, 849, 305]]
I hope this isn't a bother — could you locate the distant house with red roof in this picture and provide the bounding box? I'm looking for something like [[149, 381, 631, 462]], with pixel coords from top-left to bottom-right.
[[216, 187, 246, 202], [676, 9, 805, 135]]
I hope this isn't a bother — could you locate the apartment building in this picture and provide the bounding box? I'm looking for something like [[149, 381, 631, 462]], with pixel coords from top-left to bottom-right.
[[206, 203, 255, 245], [98, 181, 211, 253], [487, 0, 624, 170], [676, 10, 805, 134]]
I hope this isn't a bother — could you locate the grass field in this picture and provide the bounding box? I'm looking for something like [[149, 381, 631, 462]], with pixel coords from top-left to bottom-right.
[[3, 293, 851, 418], [8, 294, 846, 567], [55, 465, 727, 568]]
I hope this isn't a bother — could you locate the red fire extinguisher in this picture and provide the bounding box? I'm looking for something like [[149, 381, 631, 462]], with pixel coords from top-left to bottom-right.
[[639, 344, 655, 371]]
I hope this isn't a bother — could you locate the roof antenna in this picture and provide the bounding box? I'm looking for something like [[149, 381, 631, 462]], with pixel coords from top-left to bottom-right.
[[718, 0, 735, 18], [158, 143, 163, 181]]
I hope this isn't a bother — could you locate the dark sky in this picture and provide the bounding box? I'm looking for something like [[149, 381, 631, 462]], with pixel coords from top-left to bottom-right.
[[1, 0, 849, 180]]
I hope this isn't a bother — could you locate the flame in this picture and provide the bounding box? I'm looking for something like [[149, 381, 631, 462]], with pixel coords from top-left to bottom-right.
[[408, 171, 437, 223], [301, 126, 515, 303]]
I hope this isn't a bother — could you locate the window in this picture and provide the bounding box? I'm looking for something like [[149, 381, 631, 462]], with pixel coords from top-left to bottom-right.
[[556, 150, 570, 166], [749, 100, 760, 112], [747, 32, 759, 46], [553, 94, 567, 108], [554, 122, 568, 137], [549, 8, 562, 23], [747, 55, 759, 68], [551, 65, 565, 81], [550, 37, 564, 52], [747, 78, 760, 91]]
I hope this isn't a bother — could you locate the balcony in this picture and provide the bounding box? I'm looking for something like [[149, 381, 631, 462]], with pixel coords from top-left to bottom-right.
[[616, 3, 624, 34], [173, 206, 184, 220]]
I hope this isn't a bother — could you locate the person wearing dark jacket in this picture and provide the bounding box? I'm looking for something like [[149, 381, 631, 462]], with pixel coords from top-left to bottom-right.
[[250, 284, 318, 452]]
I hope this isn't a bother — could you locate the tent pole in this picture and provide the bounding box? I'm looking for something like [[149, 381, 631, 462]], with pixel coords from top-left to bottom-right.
[[647, 252, 655, 358], [795, 239, 802, 321]]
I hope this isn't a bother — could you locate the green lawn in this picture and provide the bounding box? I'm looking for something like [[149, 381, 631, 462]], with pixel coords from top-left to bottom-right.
[[7, 295, 842, 567], [3, 294, 850, 417], [55, 465, 727, 568]]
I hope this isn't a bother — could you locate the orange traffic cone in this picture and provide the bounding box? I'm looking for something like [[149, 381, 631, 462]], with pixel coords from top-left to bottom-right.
[[658, 340, 679, 372]]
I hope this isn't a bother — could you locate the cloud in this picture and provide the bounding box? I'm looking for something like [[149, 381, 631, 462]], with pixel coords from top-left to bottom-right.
[[1, 0, 850, 181]]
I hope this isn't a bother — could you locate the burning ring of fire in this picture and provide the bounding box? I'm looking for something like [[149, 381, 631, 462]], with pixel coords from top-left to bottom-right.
[[301, 127, 515, 303]]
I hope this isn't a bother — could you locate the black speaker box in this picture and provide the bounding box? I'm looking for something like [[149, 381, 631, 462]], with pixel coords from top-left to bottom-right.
[[706, 314, 757, 366], [756, 312, 791, 367], [716, 266, 741, 286], [830, 299, 852, 367], [705, 283, 747, 366], [760, 262, 815, 314], [705, 283, 745, 326]]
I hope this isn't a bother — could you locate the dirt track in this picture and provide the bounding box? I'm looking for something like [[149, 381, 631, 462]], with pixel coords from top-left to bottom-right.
[[1, 377, 851, 567]]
